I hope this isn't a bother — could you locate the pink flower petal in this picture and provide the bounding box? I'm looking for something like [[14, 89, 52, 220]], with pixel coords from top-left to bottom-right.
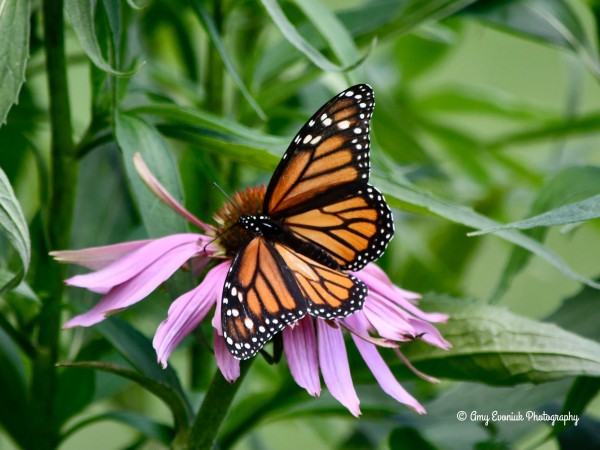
[[346, 315, 426, 414], [283, 316, 321, 397], [214, 330, 240, 382], [408, 318, 452, 350], [356, 264, 447, 323], [153, 263, 229, 367], [63, 240, 203, 328], [363, 291, 416, 341], [50, 240, 151, 270], [65, 234, 207, 293], [317, 320, 361, 417], [134, 153, 213, 233]]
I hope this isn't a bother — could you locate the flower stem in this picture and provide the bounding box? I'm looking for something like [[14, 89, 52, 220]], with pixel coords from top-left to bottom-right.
[[29, 1, 78, 449], [183, 360, 252, 450]]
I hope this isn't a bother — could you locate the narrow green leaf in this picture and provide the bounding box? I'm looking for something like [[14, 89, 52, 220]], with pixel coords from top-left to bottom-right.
[[0, 167, 30, 294], [486, 112, 600, 150], [464, 0, 600, 80], [114, 111, 187, 237], [95, 316, 190, 411], [376, 176, 600, 289], [487, 166, 600, 303], [260, 0, 354, 72], [471, 193, 600, 235], [58, 361, 190, 434], [546, 281, 600, 342], [65, 0, 135, 75], [551, 376, 600, 436], [0, 327, 31, 449], [389, 426, 438, 450], [422, 379, 572, 446], [131, 104, 286, 150], [63, 411, 173, 446], [419, 86, 554, 121], [293, 0, 359, 67], [0, 0, 29, 126], [159, 125, 282, 172], [402, 296, 600, 385], [190, 0, 265, 120], [54, 365, 96, 427]]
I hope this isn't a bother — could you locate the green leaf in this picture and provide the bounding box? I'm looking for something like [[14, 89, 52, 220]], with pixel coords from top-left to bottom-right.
[[487, 166, 600, 303], [464, 0, 600, 79], [0, 327, 31, 449], [131, 104, 286, 151], [402, 296, 600, 385], [190, 0, 265, 120], [260, 0, 355, 72], [293, 0, 360, 67], [471, 193, 600, 235], [486, 112, 600, 150], [376, 176, 600, 290], [95, 317, 190, 408], [58, 361, 189, 436], [546, 281, 600, 342], [65, 0, 135, 75], [63, 411, 173, 446], [54, 365, 96, 427], [551, 376, 600, 437], [422, 379, 573, 446], [159, 125, 282, 173], [0, 0, 29, 126], [389, 427, 438, 450], [114, 111, 187, 237], [0, 166, 30, 294]]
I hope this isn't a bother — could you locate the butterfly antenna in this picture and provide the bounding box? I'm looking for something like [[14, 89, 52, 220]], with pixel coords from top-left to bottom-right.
[[213, 182, 241, 213]]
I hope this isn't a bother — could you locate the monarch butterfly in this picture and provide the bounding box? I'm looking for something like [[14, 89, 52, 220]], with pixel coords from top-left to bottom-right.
[[222, 84, 394, 360]]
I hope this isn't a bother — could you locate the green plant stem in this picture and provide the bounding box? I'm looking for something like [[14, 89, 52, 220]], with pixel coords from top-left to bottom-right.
[[182, 360, 253, 450], [29, 1, 78, 449]]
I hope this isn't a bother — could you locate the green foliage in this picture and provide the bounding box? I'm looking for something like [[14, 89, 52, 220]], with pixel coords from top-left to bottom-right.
[[1, 0, 600, 449]]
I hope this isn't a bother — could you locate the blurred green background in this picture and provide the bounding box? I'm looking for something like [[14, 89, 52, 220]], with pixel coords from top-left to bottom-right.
[[2, 0, 600, 449]]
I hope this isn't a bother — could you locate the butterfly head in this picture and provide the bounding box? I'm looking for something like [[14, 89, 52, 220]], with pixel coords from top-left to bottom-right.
[[212, 185, 266, 256]]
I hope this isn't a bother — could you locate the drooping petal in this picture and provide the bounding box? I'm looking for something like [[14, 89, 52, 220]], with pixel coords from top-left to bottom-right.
[[134, 153, 213, 233], [283, 316, 320, 397], [317, 319, 360, 417], [363, 291, 416, 341], [214, 330, 240, 382], [50, 240, 151, 270], [66, 234, 206, 293], [153, 263, 229, 367], [356, 264, 447, 324], [345, 315, 426, 414], [63, 240, 203, 328], [407, 318, 452, 350]]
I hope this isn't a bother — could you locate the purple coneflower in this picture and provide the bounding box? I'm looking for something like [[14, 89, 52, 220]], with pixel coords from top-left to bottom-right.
[[52, 154, 450, 415]]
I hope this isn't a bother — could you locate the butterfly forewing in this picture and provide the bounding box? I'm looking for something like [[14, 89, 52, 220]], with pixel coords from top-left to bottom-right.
[[222, 236, 367, 359], [264, 84, 374, 215]]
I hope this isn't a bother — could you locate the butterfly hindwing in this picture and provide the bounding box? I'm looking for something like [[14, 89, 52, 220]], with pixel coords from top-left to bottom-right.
[[281, 185, 393, 271], [264, 84, 374, 215], [222, 236, 366, 359]]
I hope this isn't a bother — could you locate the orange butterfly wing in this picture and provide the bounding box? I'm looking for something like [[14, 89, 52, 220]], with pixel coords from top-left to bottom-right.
[[222, 84, 394, 359], [263, 84, 393, 271], [222, 237, 366, 359]]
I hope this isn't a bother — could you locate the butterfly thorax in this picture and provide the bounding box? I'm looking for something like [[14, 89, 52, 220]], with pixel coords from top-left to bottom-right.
[[238, 215, 283, 239]]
